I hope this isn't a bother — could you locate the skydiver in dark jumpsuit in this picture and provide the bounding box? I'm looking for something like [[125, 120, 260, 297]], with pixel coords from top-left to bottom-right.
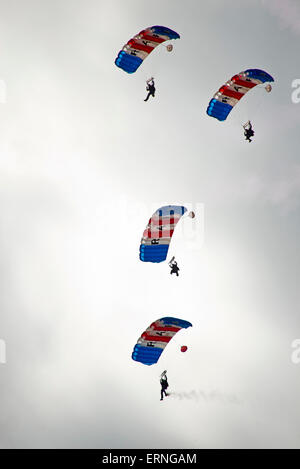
[[169, 260, 180, 276], [160, 373, 169, 401], [144, 78, 155, 102], [243, 121, 255, 142]]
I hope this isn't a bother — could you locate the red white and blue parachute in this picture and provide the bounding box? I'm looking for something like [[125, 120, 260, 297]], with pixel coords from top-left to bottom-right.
[[139, 205, 187, 263], [115, 26, 180, 74], [132, 317, 192, 365], [207, 69, 274, 121]]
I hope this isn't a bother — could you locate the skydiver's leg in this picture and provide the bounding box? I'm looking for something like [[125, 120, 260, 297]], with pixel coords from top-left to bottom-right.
[[161, 389, 164, 400], [144, 92, 151, 102]]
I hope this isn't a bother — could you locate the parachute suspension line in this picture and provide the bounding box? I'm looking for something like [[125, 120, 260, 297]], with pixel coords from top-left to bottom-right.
[[143, 50, 163, 84], [240, 84, 271, 126], [143, 43, 173, 83]]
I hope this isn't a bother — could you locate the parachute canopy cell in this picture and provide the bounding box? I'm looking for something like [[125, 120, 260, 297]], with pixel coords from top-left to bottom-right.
[[206, 69, 274, 121], [139, 205, 187, 263], [132, 317, 192, 366], [115, 26, 180, 74]]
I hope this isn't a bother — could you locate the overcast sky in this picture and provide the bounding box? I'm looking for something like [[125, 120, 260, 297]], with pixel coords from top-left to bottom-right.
[[0, 0, 300, 449]]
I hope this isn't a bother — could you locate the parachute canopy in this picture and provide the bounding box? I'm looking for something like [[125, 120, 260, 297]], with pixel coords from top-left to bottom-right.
[[132, 317, 192, 365], [139, 205, 187, 263], [207, 69, 274, 121], [115, 26, 180, 74]]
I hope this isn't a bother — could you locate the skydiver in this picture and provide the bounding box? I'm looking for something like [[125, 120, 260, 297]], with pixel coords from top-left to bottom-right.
[[169, 259, 180, 277], [144, 78, 155, 102], [160, 372, 169, 401], [243, 120, 255, 143]]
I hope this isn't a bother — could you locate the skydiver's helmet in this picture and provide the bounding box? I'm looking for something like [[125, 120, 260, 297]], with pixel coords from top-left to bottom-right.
[[166, 44, 173, 52]]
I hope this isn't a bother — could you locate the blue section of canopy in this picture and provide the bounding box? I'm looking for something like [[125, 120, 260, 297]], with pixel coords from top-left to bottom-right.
[[207, 99, 233, 121], [160, 317, 192, 328], [114, 51, 142, 74], [132, 345, 163, 365], [156, 205, 186, 216], [244, 69, 274, 83], [151, 26, 180, 39], [140, 244, 169, 263]]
